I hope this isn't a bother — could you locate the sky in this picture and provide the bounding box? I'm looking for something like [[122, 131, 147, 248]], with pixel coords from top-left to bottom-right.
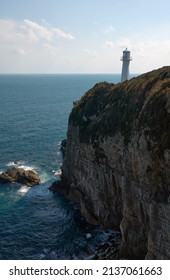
[[0, 0, 170, 74]]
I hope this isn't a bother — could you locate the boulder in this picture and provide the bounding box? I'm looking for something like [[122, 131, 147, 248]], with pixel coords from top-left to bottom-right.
[[0, 167, 40, 187]]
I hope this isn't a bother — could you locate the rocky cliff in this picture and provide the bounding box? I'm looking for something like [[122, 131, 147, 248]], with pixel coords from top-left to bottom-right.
[[53, 66, 170, 259]]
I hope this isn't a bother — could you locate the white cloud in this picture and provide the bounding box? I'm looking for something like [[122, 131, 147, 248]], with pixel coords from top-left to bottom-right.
[[0, 19, 23, 42], [0, 18, 75, 52], [23, 19, 53, 42], [0, 18, 76, 72], [1, 18, 170, 74], [102, 25, 116, 34], [16, 47, 27, 56], [52, 28, 74, 40], [104, 41, 115, 48], [42, 43, 59, 56], [83, 48, 98, 58], [116, 38, 132, 49], [22, 20, 75, 42]]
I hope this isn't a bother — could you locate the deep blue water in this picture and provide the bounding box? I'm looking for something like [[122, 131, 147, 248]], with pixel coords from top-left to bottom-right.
[[0, 74, 120, 260]]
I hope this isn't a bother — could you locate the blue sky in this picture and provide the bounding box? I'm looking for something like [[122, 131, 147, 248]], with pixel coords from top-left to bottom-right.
[[0, 0, 170, 73]]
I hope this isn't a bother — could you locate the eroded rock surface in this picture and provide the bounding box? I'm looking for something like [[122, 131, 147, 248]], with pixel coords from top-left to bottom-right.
[[51, 67, 170, 259]]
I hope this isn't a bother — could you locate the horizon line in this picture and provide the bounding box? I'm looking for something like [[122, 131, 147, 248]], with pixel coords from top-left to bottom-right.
[[0, 73, 140, 75]]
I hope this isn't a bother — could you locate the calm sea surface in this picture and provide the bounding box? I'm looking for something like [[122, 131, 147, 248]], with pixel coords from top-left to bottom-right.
[[0, 74, 121, 259]]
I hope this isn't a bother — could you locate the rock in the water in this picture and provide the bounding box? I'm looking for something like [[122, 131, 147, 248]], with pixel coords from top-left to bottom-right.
[[0, 167, 40, 187]]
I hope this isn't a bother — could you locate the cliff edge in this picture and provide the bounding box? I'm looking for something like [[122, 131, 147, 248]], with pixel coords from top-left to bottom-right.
[[53, 66, 170, 259]]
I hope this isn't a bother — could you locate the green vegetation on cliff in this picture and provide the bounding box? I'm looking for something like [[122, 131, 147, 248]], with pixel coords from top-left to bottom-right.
[[69, 66, 170, 149]]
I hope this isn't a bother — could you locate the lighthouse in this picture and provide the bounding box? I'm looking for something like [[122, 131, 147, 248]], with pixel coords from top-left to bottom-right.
[[121, 48, 132, 82]]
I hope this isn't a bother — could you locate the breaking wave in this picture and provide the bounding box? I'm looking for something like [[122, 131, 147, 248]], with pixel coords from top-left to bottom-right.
[[6, 161, 36, 172]]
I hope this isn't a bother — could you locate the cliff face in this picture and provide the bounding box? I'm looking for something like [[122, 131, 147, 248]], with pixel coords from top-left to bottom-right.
[[60, 67, 170, 259]]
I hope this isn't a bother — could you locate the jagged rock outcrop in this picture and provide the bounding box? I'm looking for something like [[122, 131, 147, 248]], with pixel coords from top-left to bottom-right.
[[51, 66, 170, 259], [0, 167, 40, 187]]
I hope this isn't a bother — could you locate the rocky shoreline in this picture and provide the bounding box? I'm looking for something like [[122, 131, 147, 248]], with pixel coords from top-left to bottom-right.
[[89, 231, 121, 260]]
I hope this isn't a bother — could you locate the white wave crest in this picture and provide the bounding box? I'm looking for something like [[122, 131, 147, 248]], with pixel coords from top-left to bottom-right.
[[6, 161, 37, 172], [53, 169, 61, 177], [17, 185, 31, 194], [19, 165, 36, 172], [6, 161, 18, 167]]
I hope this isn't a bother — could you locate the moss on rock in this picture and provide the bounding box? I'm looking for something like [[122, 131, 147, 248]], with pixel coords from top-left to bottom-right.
[[69, 66, 170, 150]]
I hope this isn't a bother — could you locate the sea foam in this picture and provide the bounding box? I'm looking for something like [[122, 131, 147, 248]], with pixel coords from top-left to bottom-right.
[[17, 185, 31, 194], [53, 169, 62, 177], [7, 161, 36, 172]]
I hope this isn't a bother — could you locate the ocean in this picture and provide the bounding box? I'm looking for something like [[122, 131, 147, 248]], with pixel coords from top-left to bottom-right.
[[0, 74, 121, 260]]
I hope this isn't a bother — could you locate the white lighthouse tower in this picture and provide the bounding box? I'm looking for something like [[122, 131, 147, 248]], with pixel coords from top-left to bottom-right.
[[121, 48, 132, 82]]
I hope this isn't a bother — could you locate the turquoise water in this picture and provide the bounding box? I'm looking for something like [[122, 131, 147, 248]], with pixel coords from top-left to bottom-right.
[[0, 74, 120, 259]]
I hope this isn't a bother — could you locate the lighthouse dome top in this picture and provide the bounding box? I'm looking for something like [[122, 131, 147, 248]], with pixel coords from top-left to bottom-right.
[[121, 49, 132, 61]]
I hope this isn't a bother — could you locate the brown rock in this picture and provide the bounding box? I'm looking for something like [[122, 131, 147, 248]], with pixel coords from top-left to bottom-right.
[[0, 167, 40, 187]]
